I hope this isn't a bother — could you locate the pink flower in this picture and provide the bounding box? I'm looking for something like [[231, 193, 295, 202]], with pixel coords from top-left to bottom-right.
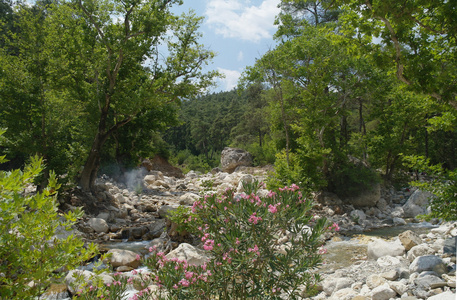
[[248, 244, 260, 256], [318, 247, 328, 254], [248, 212, 262, 224], [329, 222, 340, 231], [268, 204, 278, 214], [179, 279, 190, 287], [203, 239, 214, 251], [235, 238, 240, 245], [135, 254, 141, 261]]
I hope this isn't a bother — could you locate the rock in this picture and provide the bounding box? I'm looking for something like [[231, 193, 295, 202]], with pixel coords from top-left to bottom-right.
[[393, 217, 407, 225], [389, 281, 408, 295], [409, 255, 447, 275], [399, 230, 423, 251], [367, 238, 405, 260], [87, 218, 109, 233], [427, 291, 456, 300], [141, 156, 184, 178], [39, 283, 69, 300], [329, 287, 357, 300], [65, 270, 113, 294], [343, 183, 381, 207], [106, 249, 141, 269], [415, 271, 446, 289], [314, 191, 343, 206], [178, 193, 200, 206], [366, 274, 387, 289], [402, 189, 433, 218], [165, 243, 210, 266], [236, 174, 255, 193], [220, 147, 253, 173], [407, 244, 435, 261], [380, 270, 399, 281], [377, 256, 401, 267], [443, 236, 457, 256], [370, 283, 396, 300], [158, 205, 179, 218], [350, 210, 366, 224]]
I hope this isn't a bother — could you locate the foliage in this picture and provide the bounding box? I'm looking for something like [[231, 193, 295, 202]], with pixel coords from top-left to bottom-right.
[[0, 149, 97, 299], [74, 183, 334, 299], [336, 0, 457, 109], [403, 155, 457, 221], [142, 182, 332, 299]]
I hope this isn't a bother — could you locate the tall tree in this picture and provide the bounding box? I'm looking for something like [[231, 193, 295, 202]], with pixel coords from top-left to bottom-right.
[[335, 0, 457, 110], [43, 0, 218, 191]]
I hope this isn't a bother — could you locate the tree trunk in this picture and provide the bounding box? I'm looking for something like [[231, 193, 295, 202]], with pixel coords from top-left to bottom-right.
[[79, 100, 110, 192]]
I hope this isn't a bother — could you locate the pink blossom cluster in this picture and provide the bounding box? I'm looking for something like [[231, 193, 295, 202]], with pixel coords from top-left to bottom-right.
[[278, 183, 300, 192], [328, 222, 340, 231], [248, 212, 262, 224], [248, 244, 260, 256]]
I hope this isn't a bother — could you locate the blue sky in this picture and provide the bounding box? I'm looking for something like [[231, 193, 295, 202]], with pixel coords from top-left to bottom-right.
[[172, 0, 281, 92]]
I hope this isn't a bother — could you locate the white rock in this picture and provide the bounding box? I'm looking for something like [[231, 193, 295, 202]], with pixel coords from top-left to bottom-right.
[[366, 274, 387, 289], [402, 189, 432, 218], [367, 238, 405, 260], [350, 210, 366, 224], [427, 291, 456, 300], [178, 193, 200, 206], [370, 283, 396, 300], [107, 249, 141, 269], [330, 288, 357, 300], [87, 218, 109, 233], [165, 243, 210, 266], [407, 244, 435, 261], [389, 281, 408, 295], [377, 255, 401, 267]]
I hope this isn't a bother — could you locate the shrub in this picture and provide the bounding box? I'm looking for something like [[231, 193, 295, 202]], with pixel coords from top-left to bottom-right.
[[0, 154, 97, 299], [403, 155, 457, 221], [130, 181, 334, 299]]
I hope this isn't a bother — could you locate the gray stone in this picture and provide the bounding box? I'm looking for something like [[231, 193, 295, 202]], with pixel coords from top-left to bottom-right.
[[443, 236, 456, 256], [380, 270, 399, 281], [410, 255, 447, 275], [350, 210, 366, 224], [414, 271, 446, 289], [220, 147, 253, 173], [178, 193, 200, 206], [399, 230, 423, 251], [344, 183, 381, 207], [87, 218, 109, 233], [158, 204, 179, 218], [402, 189, 432, 218], [368, 238, 405, 260]]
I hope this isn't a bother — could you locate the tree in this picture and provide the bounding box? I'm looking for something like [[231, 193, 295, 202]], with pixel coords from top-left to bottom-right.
[[42, 0, 218, 191], [335, 0, 457, 110]]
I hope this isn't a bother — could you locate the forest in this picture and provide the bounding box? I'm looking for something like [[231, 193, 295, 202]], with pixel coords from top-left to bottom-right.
[[0, 0, 456, 216]]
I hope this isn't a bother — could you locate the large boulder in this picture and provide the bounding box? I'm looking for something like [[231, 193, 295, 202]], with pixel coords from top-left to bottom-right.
[[141, 156, 184, 178], [342, 182, 381, 207], [165, 243, 210, 266], [399, 230, 423, 251], [220, 147, 253, 173], [106, 249, 141, 269], [367, 238, 405, 260], [409, 255, 447, 275], [402, 189, 433, 218]]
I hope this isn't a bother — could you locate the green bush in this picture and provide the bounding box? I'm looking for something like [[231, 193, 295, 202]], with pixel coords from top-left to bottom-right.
[[403, 155, 457, 221], [0, 153, 97, 299]]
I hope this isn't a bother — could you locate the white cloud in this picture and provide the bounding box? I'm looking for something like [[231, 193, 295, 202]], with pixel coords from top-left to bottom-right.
[[205, 0, 280, 42], [218, 68, 241, 91], [237, 51, 244, 61]]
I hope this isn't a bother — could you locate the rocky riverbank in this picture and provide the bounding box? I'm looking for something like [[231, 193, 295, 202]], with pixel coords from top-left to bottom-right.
[[41, 159, 456, 299]]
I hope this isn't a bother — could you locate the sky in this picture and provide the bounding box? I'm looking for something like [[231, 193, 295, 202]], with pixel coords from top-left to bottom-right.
[[172, 0, 281, 92]]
